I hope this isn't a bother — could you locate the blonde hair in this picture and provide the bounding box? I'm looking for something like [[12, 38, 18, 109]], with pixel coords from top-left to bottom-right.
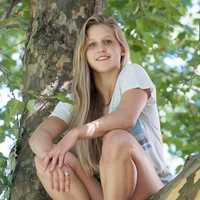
[[69, 14, 130, 176]]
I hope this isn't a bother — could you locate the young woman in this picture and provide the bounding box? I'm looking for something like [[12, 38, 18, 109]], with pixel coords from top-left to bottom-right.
[[29, 14, 173, 200]]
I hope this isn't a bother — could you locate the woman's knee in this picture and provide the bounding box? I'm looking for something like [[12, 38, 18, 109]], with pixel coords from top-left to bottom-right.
[[101, 129, 139, 163]]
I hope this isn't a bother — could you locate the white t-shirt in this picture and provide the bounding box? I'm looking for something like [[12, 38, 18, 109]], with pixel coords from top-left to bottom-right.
[[50, 63, 174, 184]]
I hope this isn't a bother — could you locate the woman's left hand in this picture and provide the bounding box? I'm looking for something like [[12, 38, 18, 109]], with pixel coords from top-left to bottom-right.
[[44, 128, 80, 171]]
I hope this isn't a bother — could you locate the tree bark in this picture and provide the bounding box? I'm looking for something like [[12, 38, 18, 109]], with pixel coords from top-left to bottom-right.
[[10, 0, 104, 199], [148, 154, 200, 200]]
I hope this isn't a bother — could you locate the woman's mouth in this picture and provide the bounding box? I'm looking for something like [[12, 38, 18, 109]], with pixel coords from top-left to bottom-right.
[[96, 56, 110, 61]]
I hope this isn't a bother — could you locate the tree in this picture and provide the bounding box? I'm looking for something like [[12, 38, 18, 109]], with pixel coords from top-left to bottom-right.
[[149, 154, 200, 200], [0, 0, 199, 199], [9, 0, 105, 199]]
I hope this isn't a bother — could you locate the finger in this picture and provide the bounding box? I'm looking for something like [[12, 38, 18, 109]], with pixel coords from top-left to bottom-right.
[[50, 155, 58, 172], [58, 153, 65, 168], [65, 172, 70, 192], [42, 156, 51, 171], [67, 172, 71, 192], [58, 168, 65, 192], [53, 169, 59, 192], [64, 167, 71, 192], [49, 170, 53, 190]]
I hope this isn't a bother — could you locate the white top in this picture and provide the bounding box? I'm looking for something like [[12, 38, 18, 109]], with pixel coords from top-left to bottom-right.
[[50, 63, 174, 184]]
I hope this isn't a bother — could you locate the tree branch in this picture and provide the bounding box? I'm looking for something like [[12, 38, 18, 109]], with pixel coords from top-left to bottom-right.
[[4, 0, 21, 19], [94, 0, 105, 15]]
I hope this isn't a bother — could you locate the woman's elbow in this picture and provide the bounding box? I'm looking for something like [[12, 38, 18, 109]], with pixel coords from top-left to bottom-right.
[[124, 114, 136, 129], [28, 130, 41, 150]]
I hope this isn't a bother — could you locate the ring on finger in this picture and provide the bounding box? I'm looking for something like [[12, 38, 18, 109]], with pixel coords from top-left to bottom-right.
[[64, 171, 70, 176]]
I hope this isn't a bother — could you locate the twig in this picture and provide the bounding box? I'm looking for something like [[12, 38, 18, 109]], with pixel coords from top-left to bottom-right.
[[4, 0, 21, 19]]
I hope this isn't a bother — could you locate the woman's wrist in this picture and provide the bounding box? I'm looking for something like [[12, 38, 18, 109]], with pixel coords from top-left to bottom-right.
[[74, 127, 83, 140], [34, 149, 50, 160], [75, 125, 88, 139], [76, 122, 98, 139], [30, 141, 54, 160]]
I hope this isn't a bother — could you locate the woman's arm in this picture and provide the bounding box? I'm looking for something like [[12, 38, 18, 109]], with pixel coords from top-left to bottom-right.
[[29, 116, 68, 159], [44, 88, 149, 169], [78, 88, 148, 139]]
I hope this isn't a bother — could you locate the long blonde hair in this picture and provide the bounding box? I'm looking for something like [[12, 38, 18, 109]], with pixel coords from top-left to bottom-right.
[[69, 14, 130, 176]]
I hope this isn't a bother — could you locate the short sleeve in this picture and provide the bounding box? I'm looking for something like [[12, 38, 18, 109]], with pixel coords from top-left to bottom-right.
[[49, 94, 73, 124], [119, 63, 156, 101]]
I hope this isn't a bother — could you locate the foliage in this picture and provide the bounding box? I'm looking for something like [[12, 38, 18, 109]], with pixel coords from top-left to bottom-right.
[[0, 0, 199, 199], [105, 0, 200, 159], [0, 0, 30, 199]]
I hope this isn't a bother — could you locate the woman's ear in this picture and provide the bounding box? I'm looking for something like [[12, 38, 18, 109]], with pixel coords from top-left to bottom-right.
[[121, 49, 125, 56], [120, 46, 126, 56]]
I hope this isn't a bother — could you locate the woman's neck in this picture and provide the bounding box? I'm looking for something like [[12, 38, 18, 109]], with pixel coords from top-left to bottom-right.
[[93, 69, 119, 105]]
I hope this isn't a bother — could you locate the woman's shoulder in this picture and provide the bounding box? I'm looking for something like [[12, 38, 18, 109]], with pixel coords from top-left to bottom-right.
[[121, 62, 147, 75], [118, 62, 149, 82], [117, 62, 156, 97]]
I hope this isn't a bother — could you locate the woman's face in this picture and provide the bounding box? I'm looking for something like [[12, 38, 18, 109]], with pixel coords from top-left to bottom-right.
[[85, 24, 124, 74]]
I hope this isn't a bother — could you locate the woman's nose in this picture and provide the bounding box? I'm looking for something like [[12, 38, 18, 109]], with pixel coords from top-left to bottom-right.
[[97, 43, 106, 52]]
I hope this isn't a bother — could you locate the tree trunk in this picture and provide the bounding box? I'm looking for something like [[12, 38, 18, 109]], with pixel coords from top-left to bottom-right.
[[10, 0, 104, 199]]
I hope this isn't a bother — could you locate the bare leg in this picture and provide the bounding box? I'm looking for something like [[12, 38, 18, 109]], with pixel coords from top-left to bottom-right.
[[35, 152, 103, 200], [99, 130, 163, 200], [34, 156, 90, 200], [64, 152, 103, 200]]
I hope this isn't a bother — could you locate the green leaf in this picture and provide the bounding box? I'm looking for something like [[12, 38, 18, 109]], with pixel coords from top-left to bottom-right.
[[6, 99, 24, 116], [26, 99, 36, 113], [55, 92, 74, 104]]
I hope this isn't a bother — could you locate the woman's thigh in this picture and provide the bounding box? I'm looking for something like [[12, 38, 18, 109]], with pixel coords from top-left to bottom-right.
[[34, 155, 90, 200], [101, 129, 163, 199]]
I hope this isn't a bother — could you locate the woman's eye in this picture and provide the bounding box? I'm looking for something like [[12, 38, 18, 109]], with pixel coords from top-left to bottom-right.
[[88, 42, 96, 48], [104, 40, 112, 45]]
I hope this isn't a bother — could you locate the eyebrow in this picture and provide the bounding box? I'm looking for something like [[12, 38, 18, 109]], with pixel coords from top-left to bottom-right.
[[87, 35, 113, 42]]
